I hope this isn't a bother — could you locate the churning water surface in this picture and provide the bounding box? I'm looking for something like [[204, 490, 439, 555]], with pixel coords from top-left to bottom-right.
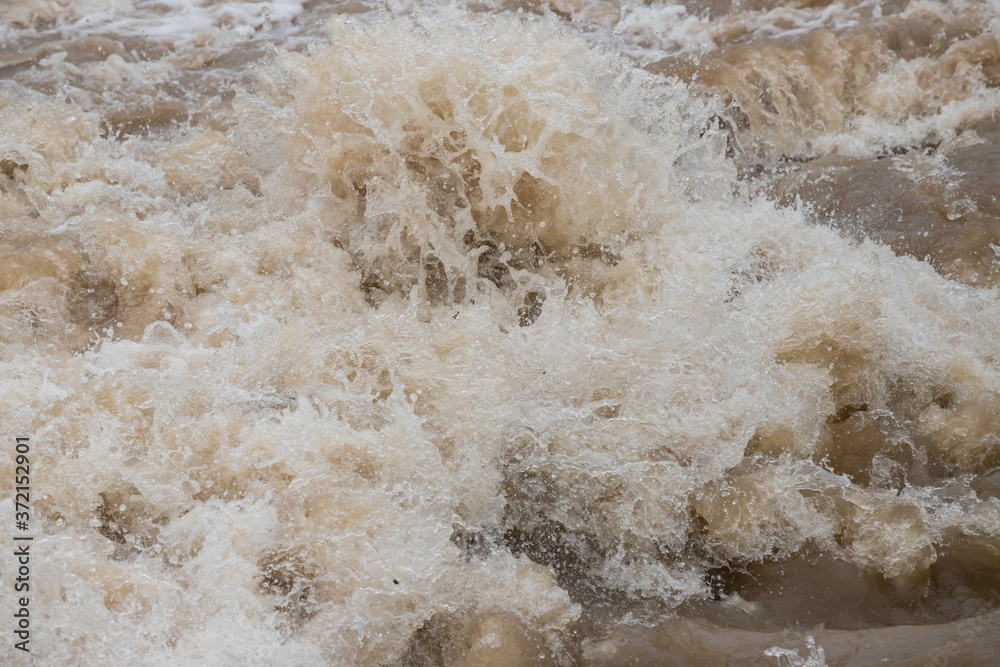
[[1, 0, 1000, 664]]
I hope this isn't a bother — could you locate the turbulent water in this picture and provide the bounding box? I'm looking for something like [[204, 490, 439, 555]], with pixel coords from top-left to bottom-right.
[[1, 0, 1000, 664]]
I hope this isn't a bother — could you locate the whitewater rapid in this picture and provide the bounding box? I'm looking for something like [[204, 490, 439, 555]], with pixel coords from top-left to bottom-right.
[[1, 1, 999, 664]]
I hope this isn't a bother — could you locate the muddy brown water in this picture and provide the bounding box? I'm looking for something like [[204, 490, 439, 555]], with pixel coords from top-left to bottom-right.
[[1, 0, 999, 664]]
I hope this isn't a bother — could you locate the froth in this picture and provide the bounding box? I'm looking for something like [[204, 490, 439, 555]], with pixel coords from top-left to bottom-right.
[[1, 3, 999, 665]]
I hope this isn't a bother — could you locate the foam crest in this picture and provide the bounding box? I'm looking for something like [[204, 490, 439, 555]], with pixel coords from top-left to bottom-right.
[[0, 3, 999, 664]]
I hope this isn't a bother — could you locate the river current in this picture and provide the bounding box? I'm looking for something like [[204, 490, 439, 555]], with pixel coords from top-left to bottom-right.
[[1, 0, 999, 664]]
